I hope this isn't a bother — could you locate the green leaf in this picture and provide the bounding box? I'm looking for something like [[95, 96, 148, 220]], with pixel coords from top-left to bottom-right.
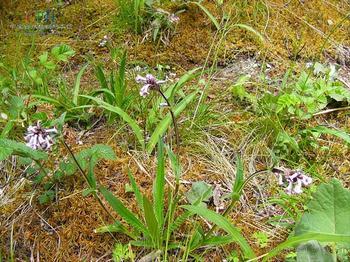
[[80, 95, 144, 148], [182, 205, 255, 259], [310, 126, 350, 144], [296, 240, 333, 262], [39, 52, 56, 70], [143, 195, 159, 246], [0, 138, 48, 161], [51, 44, 75, 62], [0, 145, 13, 161], [265, 179, 350, 260], [232, 156, 244, 194], [191, 2, 220, 30], [127, 170, 144, 212], [146, 91, 197, 154], [264, 233, 350, 260], [99, 186, 149, 236], [94, 221, 126, 233], [28, 69, 43, 85], [185, 181, 213, 205], [295, 179, 350, 236], [230, 24, 265, 43], [73, 63, 89, 105], [153, 139, 165, 228]]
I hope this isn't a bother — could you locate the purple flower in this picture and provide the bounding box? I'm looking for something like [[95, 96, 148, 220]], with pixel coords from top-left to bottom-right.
[[135, 74, 166, 97], [24, 122, 57, 150], [273, 167, 312, 195]]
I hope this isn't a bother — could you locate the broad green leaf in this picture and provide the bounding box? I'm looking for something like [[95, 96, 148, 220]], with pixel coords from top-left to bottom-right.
[[182, 205, 255, 259], [295, 179, 350, 236], [80, 95, 144, 148], [153, 139, 165, 228], [264, 233, 350, 260], [310, 126, 350, 144], [51, 44, 75, 62], [146, 91, 197, 154], [99, 186, 149, 236], [73, 63, 89, 105], [0, 138, 48, 161], [296, 240, 333, 262], [185, 181, 212, 205], [265, 179, 350, 260]]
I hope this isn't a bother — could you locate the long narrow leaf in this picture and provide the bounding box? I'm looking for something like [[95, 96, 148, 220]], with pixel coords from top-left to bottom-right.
[[191, 2, 220, 30], [230, 24, 264, 43], [232, 156, 244, 194], [116, 51, 127, 106], [80, 95, 144, 148], [73, 63, 89, 105], [311, 126, 350, 144], [143, 195, 159, 246], [99, 186, 149, 236], [127, 170, 144, 212], [182, 205, 255, 259], [147, 91, 197, 154], [153, 139, 165, 228]]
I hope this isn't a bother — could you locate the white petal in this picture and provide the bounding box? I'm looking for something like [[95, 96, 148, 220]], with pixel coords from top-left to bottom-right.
[[145, 74, 156, 81], [285, 181, 293, 195], [135, 75, 146, 83], [46, 127, 57, 134], [140, 84, 150, 97], [293, 179, 303, 194], [301, 175, 313, 186], [277, 173, 284, 185]]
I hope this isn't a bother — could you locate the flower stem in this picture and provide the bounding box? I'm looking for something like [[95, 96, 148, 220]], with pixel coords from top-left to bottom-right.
[[158, 90, 180, 148], [61, 139, 115, 221]]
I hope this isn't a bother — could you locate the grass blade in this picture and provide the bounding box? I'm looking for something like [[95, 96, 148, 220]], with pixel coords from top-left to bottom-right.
[[182, 205, 255, 259]]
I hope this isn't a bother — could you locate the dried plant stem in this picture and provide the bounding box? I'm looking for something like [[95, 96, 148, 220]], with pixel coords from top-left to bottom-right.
[[61, 139, 115, 221], [158, 89, 180, 148]]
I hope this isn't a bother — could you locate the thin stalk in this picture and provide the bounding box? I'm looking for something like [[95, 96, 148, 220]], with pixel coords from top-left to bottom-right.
[[61, 139, 115, 221], [158, 89, 180, 148]]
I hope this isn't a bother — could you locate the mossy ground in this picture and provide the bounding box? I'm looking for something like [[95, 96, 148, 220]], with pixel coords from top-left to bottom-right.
[[1, 0, 350, 260]]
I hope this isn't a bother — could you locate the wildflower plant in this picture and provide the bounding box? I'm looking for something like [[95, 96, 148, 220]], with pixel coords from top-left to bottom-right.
[[136, 73, 179, 146], [24, 122, 57, 150], [273, 167, 313, 195]]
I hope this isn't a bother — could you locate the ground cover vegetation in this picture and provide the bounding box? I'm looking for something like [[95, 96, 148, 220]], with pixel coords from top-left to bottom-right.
[[1, 0, 350, 261]]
